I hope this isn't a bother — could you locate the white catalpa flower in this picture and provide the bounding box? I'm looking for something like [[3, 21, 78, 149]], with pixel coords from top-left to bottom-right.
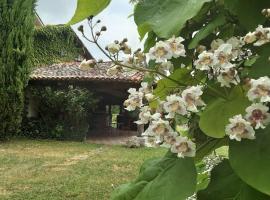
[[225, 115, 255, 141], [124, 88, 143, 111], [210, 39, 224, 50], [107, 43, 121, 54], [163, 94, 187, 119], [139, 82, 152, 94], [194, 51, 214, 71], [166, 36, 186, 58], [227, 37, 244, 59], [145, 93, 155, 101], [144, 136, 159, 147], [171, 136, 196, 158], [245, 103, 270, 129], [247, 76, 270, 103], [122, 56, 135, 67], [79, 59, 96, 70], [148, 41, 172, 63], [253, 25, 270, 46], [135, 106, 152, 125], [213, 43, 234, 69], [106, 65, 122, 76], [244, 32, 257, 44], [163, 131, 178, 146], [147, 118, 173, 138], [121, 43, 132, 54], [158, 61, 174, 75], [217, 68, 240, 87], [182, 86, 205, 112]]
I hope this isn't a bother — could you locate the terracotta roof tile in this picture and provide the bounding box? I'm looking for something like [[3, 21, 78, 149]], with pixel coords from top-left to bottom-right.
[[30, 62, 143, 83]]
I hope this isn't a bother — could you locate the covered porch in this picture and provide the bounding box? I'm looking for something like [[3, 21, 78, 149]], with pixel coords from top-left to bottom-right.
[[28, 61, 143, 138]]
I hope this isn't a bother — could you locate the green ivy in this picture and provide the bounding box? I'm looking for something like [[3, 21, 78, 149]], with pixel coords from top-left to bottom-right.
[[30, 25, 84, 66]]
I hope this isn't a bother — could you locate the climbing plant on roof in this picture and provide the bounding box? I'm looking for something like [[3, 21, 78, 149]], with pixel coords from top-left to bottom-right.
[[31, 25, 84, 67]]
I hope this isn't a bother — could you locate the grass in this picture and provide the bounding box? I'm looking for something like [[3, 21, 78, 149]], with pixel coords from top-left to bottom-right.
[[0, 139, 166, 200]]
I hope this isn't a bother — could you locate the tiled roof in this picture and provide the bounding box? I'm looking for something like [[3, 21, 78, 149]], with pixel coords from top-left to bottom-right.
[[30, 62, 143, 83]]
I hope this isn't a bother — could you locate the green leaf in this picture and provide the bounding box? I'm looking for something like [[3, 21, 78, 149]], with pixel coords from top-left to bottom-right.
[[229, 125, 270, 196], [137, 23, 151, 40], [249, 44, 270, 78], [143, 32, 157, 53], [111, 153, 197, 200], [188, 14, 226, 49], [134, 0, 211, 38], [150, 68, 203, 108], [218, 23, 236, 40], [195, 138, 228, 161], [199, 86, 250, 138], [197, 160, 270, 200], [224, 0, 270, 31], [68, 0, 111, 25]]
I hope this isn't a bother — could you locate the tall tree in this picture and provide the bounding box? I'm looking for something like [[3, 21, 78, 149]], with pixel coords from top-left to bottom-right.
[[0, 0, 35, 140]]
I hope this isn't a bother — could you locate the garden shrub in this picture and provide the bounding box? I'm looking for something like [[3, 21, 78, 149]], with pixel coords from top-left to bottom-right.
[[21, 86, 99, 141], [0, 0, 35, 140]]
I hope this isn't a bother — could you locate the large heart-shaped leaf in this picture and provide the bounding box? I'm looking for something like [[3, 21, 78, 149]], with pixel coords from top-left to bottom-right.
[[188, 14, 226, 49], [224, 0, 270, 31], [134, 0, 211, 38], [198, 160, 270, 200], [249, 44, 270, 78], [110, 152, 197, 200], [199, 86, 250, 138], [68, 0, 111, 25], [229, 125, 270, 195]]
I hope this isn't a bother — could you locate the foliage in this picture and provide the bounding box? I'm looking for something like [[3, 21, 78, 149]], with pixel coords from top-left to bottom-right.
[[68, 0, 111, 25], [111, 152, 196, 200], [197, 160, 270, 200], [134, 0, 212, 39], [0, 0, 35, 140], [31, 25, 84, 66], [70, 0, 270, 199], [21, 86, 99, 141]]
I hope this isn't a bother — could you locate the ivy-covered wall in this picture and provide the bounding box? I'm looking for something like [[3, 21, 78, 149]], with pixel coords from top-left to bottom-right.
[[0, 0, 35, 140], [31, 25, 86, 67]]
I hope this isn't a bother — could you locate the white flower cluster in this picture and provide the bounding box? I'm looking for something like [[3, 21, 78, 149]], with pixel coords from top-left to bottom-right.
[[127, 85, 205, 158], [79, 59, 96, 70], [148, 36, 186, 75], [225, 76, 270, 141], [244, 25, 270, 46], [194, 37, 244, 88], [123, 82, 154, 112], [105, 39, 146, 76]]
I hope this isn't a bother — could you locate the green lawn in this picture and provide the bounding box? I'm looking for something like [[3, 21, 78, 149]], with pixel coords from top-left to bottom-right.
[[0, 139, 166, 200]]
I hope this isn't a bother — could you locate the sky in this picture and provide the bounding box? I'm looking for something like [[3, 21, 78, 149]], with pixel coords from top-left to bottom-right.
[[36, 0, 141, 60]]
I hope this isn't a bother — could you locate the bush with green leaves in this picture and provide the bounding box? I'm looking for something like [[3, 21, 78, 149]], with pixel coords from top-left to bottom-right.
[[0, 0, 35, 140], [22, 86, 99, 141], [70, 0, 270, 199]]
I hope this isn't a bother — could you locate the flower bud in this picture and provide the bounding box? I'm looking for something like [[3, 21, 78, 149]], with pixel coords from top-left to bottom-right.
[[78, 25, 84, 34], [122, 38, 128, 43], [262, 9, 270, 17], [87, 15, 94, 21], [101, 26, 107, 31], [96, 19, 101, 23], [96, 31, 101, 36], [114, 40, 119, 44]]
